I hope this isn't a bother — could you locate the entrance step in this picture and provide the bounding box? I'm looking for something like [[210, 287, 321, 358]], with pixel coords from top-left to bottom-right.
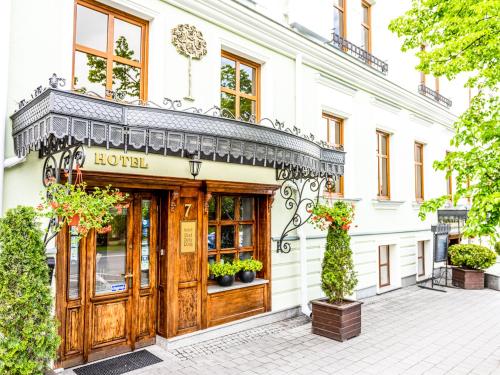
[[157, 306, 303, 354]]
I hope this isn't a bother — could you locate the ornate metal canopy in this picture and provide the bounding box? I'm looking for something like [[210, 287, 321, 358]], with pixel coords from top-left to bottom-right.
[[11, 78, 345, 177]]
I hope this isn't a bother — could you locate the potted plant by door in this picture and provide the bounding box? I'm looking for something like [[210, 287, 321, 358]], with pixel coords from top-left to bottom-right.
[[209, 261, 240, 287], [449, 244, 496, 289], [235, 258, 263, 283], [309, 201, 361, 342]]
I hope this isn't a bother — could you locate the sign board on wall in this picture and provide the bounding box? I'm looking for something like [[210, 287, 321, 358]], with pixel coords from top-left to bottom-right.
[[180, 221, 197, 253], [94, 152, 149, 169]]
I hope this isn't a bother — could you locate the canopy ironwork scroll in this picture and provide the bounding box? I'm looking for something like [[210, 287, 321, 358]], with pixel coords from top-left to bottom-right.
[[42, 136, 86, 246], [275, 167, 335, 253]]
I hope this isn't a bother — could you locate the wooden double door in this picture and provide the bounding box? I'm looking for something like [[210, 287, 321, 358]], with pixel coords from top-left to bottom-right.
[[58, 192, 159, 367]]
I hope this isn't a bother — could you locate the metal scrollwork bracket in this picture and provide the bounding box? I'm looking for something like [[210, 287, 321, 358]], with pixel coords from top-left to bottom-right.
[[42, 136, 86, 246], [275, 166, 334, 253]]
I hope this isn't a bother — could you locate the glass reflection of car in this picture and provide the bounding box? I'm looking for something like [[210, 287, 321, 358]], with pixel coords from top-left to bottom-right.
[[208, 231, 216, 250]]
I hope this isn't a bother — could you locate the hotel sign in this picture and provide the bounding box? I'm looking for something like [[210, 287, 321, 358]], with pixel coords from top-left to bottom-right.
[[94, 152, 149, 169], [180, 221, 197, 253]]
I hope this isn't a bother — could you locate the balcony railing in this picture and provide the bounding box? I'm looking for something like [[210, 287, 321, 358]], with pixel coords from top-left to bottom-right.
[[418, 84, 452, 108], [328, 33, 388, 75]]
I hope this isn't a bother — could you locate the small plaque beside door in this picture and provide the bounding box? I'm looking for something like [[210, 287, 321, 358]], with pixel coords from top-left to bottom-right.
[[180, 221, 197, 253]]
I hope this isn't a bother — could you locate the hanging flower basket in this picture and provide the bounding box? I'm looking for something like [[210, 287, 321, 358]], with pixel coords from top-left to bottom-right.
[[37, 182, 128, 238]]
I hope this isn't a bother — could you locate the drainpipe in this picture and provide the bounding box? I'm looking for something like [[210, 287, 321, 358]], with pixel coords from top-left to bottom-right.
[[295, 53, 311, 316], [0, 0, 12, 215]]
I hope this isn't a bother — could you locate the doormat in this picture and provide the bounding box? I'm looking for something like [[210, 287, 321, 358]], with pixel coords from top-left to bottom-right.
[[73, 350, 162, 375]]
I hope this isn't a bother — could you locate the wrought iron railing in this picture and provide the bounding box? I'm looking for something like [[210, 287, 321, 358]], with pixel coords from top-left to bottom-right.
[[328, 33, 388, 75], [418, 84, 452, 108]]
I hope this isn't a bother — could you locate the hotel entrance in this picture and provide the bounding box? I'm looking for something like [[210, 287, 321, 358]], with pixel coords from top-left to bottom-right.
[[58, 192, 159, 367]]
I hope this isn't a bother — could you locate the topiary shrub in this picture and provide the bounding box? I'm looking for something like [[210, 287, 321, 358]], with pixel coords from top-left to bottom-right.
[[0, 206, 60, 374], [310, 201, 358, 304], [448, 244, 497, 270]]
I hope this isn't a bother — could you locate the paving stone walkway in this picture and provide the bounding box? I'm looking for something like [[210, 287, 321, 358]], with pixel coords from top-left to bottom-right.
[[64, 286, 500, 375]]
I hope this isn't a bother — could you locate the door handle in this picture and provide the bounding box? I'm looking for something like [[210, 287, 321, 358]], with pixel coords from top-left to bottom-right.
[[124, 273, 133, 279], [124, 273, 133, 289]]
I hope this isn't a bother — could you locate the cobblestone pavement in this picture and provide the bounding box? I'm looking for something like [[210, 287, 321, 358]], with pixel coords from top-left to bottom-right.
[[64, 286, 500, 375]]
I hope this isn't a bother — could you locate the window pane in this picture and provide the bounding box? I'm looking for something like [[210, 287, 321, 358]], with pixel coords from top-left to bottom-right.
[[362, 27, 369, 50], [68, 227, 80, 299], [208, 197, 217, 221], [114, 18, 141, 62], [76, 5, 108, 51], [239, 63, 255, 95], [240, 97, 256, 121], [208, 225, 217, 250], [415, 144, 422, 162], [240, 197, 254, 220], [239, 224, 253, 247], [221, 253, 235, 264], [362, 4, 369, 23], [73, 51, 107, 96], [334, 176, 342, 194], [335, 120, 341, 145], [95, 207, 128, 295], [221, 196, 235, 220], [333, 0, 344, 7], [221, 225, 235, 248], [378, 133, 388, 155], [112, 62, 140, 100], [221, 57, 236, 89], [416, 166, 423, 198], [380, 158, 388, 196], [379, 246, 388, 264], [208, 254, 216, 280], [140, 200, 150, 288], [239, 251, 253, 260], [418, 242, 424, 257], [333, 8, 344, 36], [418, 258, 424, 276], [221, 92, 236, 118], [380, 265, 389, 285]]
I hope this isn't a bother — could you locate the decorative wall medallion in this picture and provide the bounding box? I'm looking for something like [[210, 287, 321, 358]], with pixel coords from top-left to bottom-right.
[[171, 24, 207, 101]]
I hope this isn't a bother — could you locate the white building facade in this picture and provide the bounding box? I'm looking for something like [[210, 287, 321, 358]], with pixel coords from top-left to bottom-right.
[[0, 0, 468, 368]]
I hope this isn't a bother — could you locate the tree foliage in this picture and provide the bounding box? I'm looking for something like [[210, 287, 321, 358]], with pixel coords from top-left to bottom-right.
[[389, 0, 500, 240], [0, 207, 60, 374]]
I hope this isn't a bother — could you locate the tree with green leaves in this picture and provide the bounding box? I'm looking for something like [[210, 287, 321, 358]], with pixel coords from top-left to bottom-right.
[[389, 0, 500, 240], [0, 206, 60, 374]]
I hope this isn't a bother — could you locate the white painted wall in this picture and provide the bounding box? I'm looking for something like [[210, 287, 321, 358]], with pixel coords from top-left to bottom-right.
[[3, 0, 464, 311]]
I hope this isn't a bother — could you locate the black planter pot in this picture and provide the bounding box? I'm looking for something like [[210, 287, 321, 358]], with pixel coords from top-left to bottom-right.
[[217, 275, 235, 287], [239, 270, 256, 283]]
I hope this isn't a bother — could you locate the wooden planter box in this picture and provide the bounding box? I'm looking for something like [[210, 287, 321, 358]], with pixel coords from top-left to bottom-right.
[[311, 299, 362, 342], [452, 267, 485, 289]]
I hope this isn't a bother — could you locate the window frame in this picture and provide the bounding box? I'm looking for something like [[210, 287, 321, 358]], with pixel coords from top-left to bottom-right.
[[376, 130, 390, 199], [378, 245, 390, 287], [208, 194, 257, 270], [361, 1, 372, 53], [323, 112, 344, 196], [414, 142, 424, 201], [220, 50, 261, 121], [417, 241, 425, 277], [333, 0, 347, 38], [72, 0, 149, 100]]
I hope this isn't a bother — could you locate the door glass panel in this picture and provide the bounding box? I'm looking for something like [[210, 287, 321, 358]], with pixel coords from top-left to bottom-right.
[[239, 224, 253, 247], [112, 62, 140, 100], [68, 227, 80, 299], [208, 254, 216, 280], [73, 51, 107, 96], [95, 207, 128, 294], [379, 246, 388, 264], [76, 5, 108, 51], [114, 18, 141, 62], [208, 197, 217, 221], [380, 158, 388, 196], [418, 258, 424, 276], [239, 63, 255, 95], [239, 197, 254, 220], [333, 7, 344, 36], [239, 251, 253, 260], [140, 200, 150, 288], [221, 253, 235, 264], [221, 225, 235, 248]]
